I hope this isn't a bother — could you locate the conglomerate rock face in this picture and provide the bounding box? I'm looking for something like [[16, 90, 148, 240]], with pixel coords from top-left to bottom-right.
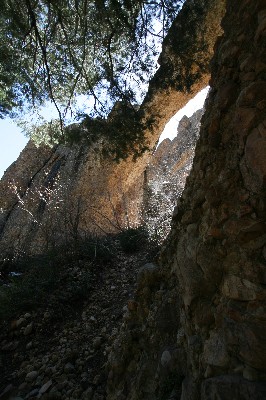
[[0, 0, 224, 255], [144, 109, 204, 242], [107, 1, 266, 399], [0, 134, 149, 254], [0, 109, 203, 255]]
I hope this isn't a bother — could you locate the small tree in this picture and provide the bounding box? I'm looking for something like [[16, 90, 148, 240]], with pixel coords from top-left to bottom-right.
[[0, 0, 184, 128]]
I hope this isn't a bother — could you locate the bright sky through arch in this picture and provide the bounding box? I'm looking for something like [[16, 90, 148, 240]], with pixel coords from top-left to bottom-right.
[[157, 87, 209, 146]]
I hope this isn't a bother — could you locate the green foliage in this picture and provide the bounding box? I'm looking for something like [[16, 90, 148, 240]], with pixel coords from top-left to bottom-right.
[[118, 226, 148, 253], [17, 119, 63, 147], [70, 235, 115, 264], [65, 102, 153, 161], [159, 371, 183, 400], [0, 258, 59, 321], [0, 234, 115, 321], [0, 0, 182, 131]]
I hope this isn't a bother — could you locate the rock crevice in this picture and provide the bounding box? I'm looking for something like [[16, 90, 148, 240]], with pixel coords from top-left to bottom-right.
[[107, 0, 266, 399]]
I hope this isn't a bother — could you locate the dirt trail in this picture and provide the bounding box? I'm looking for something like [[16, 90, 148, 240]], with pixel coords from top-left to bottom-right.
[[0, 238, 156, 399]]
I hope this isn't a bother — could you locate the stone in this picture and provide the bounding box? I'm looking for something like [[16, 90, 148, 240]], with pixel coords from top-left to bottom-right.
[[201, 375, 266, 400], [180, 378, 199, 400], [64, 363, 75, 373], [216, 82, 238, 111], [92, 337, 102, 350], [82, 387, 94, 400], [92, 375, 102, 385], [24, 322, 33, 336], [137, 263, 160, 289], [18, 382, 27, 391], [25, 370, 38, 382], [0, 384, 14, 399], [255, 11, 266, 42], [161, 350, 172, 367], [222, 275, 265, 301], [237, 81, 266, 107], [127, 300, 138, 312], [237, 321, 266, 370], [245, 125, 266, 186], [168, 389, 179, 400], [243, 366, 259, 381], [203, 332, 229, 368], [1, 3, 266, 400], [26, 388, 39, 397], [1, 341, 19, 351], [39, 380, 53, 394], [13, 318, 26, 329], [43, 311, 51, 320]]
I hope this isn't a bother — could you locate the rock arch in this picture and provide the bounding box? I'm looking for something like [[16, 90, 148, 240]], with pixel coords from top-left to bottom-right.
[[107, 0, 266, 399], [0, 0, 225, 253]]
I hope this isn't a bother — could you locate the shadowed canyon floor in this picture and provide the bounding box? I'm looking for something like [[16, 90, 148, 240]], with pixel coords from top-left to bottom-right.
[[1, 0, 265, 398], [0, 106, 204, 400], [0, 236, 158, 399]]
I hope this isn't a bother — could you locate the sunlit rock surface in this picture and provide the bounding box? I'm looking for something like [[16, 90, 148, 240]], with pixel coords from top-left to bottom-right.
[[107, 1, 266, 399], [144, 109, 204, 241], [0, 0, 224, 254]]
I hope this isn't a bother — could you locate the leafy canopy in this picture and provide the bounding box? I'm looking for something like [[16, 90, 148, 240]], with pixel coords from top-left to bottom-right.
[[0, 0, 183, 152], [0, 0, 183, 115]]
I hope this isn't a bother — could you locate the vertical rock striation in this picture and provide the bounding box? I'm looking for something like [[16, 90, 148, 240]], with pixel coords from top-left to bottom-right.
[[0, 0, 225, 255], [107, 0, 266, 399], [144, 109, 204, 242]]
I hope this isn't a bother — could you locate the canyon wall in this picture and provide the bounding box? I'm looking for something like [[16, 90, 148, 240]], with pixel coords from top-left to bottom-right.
[[0, 0, 225, 255], [1, 0, 265, 398], [144, 109, 204, 242], [107, 0, 266, 399]]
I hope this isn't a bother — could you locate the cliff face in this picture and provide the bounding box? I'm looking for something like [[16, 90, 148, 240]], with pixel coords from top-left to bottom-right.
[[0, 0, 224, 255], [107, 1, 266, 399], [2, 0, 265, 398], [0, 139, 146, 253], [0, 109, 203, 255], [144, 109, 204, 242]]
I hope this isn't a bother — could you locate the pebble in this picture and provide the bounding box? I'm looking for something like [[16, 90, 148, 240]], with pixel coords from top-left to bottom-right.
[[0, 235, 143, 399], [93, 375, 102, 385], [24, 323, 33, 336], [26, 388, 39, 397], [39, 379, 53, 394], [92, 337, 102, 350], [25, 370, 38, 382], [161, 350, 172, 367], [15, 318, 26, 329], [2, 341, 18, 351], [43, 311, 51, 319], [64, 362, 75, 373], [18, 382, 27, 391], [83, 387, 93, 400], [0, 384, 13, 398]]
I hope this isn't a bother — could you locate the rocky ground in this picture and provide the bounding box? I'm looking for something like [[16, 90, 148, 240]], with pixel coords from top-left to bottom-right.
[[0, 236, 157, 400]]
